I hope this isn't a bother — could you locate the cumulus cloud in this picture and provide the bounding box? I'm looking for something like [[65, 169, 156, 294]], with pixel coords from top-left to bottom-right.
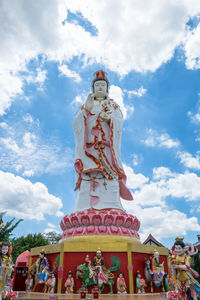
[[0, 171, 63, 220], [122, 200, 200, 240], [109, 85, 134, 119], [0, 116, 73, 177], [1, 0, 200, 114], [178, 151, 200, 170], [122, 164, 200, 239], [184, 22, 200, 70], [58, 64, 81, 82], [142, 128, 180, 148], [125, 86, 147, 98]]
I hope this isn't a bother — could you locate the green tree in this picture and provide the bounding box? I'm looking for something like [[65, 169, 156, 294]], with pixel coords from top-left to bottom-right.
[[12, 233, 49, 262], [43, 231, 61, 244], [0, 216, 23, 241], [192, 253, 200, 283]]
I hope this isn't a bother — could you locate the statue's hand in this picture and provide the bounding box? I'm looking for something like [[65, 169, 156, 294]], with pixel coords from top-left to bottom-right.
[[100, 110, 111, 122], [85, 93, 94, 112]]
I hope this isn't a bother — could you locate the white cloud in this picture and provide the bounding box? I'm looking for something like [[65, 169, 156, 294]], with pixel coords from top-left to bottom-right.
[[47, 222, 56, 228], [125, 86, 147, 98], [58, 64, 81, 82], [0, 171, 63, 220], [122, 200, 200, 240], [123, 164, 149, 190], [122, 164, 200, 240], [0, 119, 73, 177], [184, 22, 200, 70], [109, 85, 134, 119], [178, 151, 200, 170], [188, 110, 200, 124], [1, 0, 200, 114], [142, 128, 180, 148]]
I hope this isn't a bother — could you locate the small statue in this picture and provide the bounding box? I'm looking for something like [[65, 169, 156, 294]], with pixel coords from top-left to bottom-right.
[[117, 272, 127, 294], [170, 237, 200, 299], [47, 273, 56, 293], [0, 241, 13, 293], [25, 273, 34, 292], [136, 271, 146, 294], [152, 249, 165, 289], [91, 248, 114, 292], [33, 250, 50, 292], [64, 271, 74, 294]]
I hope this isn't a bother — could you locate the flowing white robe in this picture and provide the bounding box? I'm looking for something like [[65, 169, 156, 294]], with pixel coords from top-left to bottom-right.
[[73, 98, 133, 211]]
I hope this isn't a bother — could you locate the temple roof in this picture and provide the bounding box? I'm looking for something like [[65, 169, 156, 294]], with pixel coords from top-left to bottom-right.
[[143, 234, 163, 247]]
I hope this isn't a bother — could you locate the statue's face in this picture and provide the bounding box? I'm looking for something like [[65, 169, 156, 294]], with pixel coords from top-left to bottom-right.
[[154, 252, 159, 258], [96, 250, 102, 258], [94, 80, 107, 98], [175, 245, 184, 255], [39, 253, 44, 259], [2, 245, 8, 255]]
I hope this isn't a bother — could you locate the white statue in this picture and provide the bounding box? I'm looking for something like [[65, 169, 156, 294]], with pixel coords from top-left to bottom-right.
[[73, 70, 133, 212]]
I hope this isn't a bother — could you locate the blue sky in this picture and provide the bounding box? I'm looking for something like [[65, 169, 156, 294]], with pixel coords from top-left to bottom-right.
[[1, 0, 200, 248]]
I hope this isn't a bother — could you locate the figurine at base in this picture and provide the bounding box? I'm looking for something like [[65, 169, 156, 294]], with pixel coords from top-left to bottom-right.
[[47, 273, 56, 293], [77, 249, 120, 294], [152, 250, 165, 289], [136, 271, 146, 294], [117, 272, 127, 294], [64, 271, 74, 294], [0, 241, 13, 293], [25, 273, 34, 292], [33, 250, 50, 292], [170, 237, 200, 300]]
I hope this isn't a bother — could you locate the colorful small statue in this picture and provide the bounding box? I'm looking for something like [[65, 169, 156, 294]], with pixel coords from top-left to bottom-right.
[[64, 271, 74, 294], [47, 273, 56, 293], [90, 248, 115, 293], [170, 237, 200, 300], [33, 250, 50, 292], [152, 249, 165, 289], [77, 249, 120, 294], [117, 272, 127, 294], [0, 241, 13, 293], [136, 271, 146, 294], [25, 273, 34, 292]]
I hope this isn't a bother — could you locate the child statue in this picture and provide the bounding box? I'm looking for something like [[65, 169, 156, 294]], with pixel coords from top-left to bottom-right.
[[117, 272, 127, 294], [136, 270, 146, 294], [64, 271, 74, 294], [47, 273, 56, 293]]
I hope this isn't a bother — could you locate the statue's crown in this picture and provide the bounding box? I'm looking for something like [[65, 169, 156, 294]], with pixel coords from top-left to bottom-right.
[[92, 70, 109, 92], [175, 237, 184, 242], [93, 70, 107, 81]]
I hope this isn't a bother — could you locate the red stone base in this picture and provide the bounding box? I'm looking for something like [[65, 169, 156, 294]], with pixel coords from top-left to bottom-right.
[[60, 208, 140, 239]]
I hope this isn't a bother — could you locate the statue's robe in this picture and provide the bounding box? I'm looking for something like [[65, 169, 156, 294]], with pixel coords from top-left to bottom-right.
[[73, 98, 133, 211]]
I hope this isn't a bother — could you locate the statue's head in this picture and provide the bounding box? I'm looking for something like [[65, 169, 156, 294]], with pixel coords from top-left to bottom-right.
[[92, 70, 109, 98], [96, 248, 102, 258], [174, 237, 185, 255], [39, 250, 45, 258], [0, 241, 10, 257], [154, 250, 159, 258]]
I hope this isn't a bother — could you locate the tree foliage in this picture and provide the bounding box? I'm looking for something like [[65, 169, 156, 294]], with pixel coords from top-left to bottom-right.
[[0, 217, 23, 242], [12, 233, 49, 263], [43, 231, 61, 244], [192, 253, 200, 283]]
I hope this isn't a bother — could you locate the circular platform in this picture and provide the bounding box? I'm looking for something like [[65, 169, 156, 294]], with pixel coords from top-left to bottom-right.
[[60, 208, 140, 240]]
